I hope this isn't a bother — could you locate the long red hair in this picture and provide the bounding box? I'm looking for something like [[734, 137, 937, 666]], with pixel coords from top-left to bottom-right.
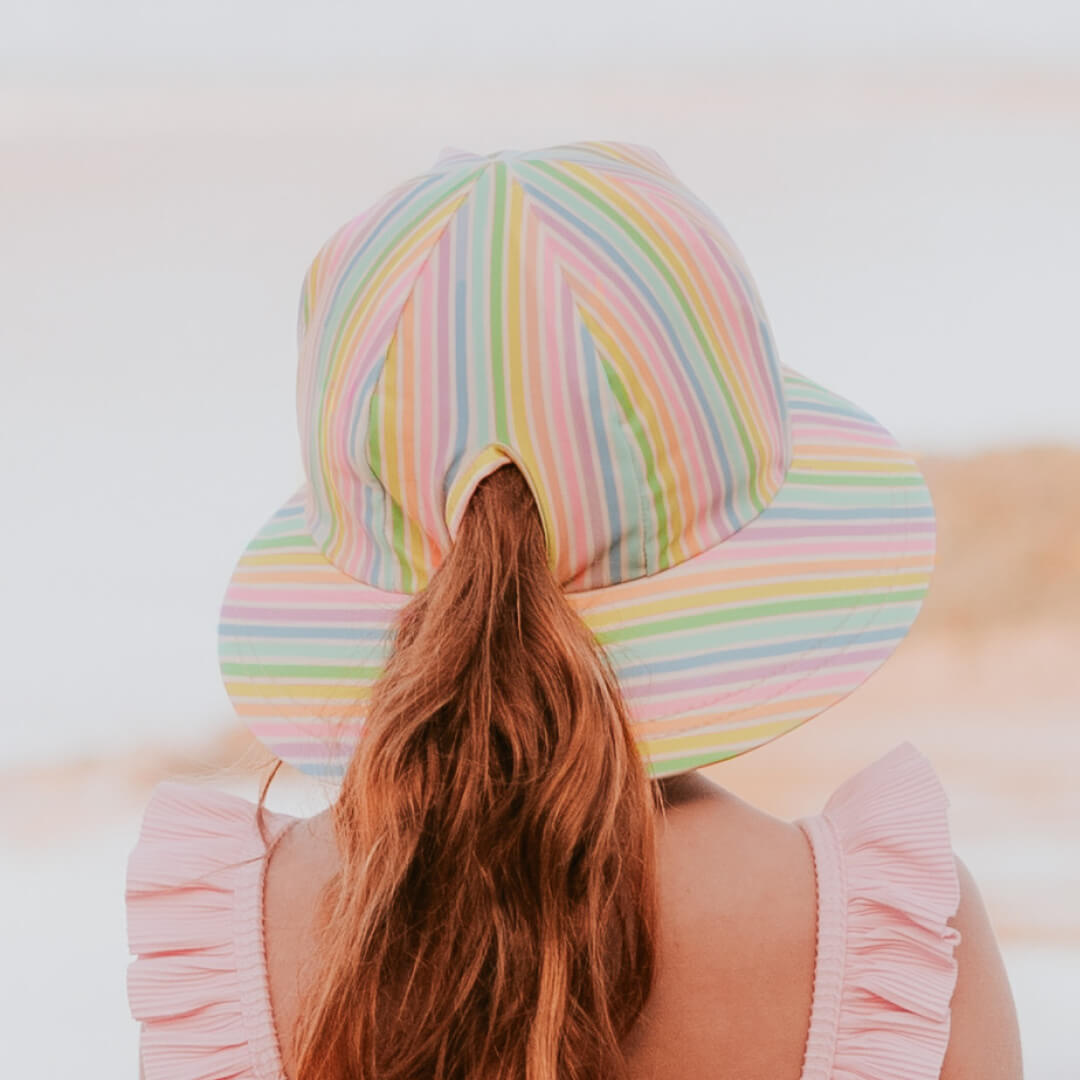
[[281, 462, 661, 1079]]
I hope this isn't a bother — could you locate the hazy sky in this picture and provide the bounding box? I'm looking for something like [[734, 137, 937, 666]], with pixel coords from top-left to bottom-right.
[[5, 0, 1080, 78], [3, 4, 1079, 768]]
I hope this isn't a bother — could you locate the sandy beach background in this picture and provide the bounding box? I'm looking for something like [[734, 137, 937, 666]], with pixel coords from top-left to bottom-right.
[[3, 11, 1080, 1074]]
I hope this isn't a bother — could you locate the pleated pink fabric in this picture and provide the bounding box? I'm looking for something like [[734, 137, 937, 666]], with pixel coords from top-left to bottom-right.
[[126, 784, 298, 1080], [125, 742, 961, 1080], [796, 743, 962, 1080]]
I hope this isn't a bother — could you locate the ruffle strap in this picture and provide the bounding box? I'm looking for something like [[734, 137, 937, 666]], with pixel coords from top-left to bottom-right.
[[125, 781, 296, 1080], [798, 742, 962, 1080]]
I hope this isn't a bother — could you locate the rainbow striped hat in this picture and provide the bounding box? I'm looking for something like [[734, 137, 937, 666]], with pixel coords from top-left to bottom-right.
[[218, 140, 935, 780]]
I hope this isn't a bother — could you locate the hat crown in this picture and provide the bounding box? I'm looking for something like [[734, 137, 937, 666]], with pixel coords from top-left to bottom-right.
[[295, 141, 790, 594]]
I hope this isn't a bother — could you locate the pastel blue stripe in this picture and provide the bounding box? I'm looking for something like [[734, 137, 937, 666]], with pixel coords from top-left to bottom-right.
[[617, 624, 908, 679], [765, 506, 935, 520], [218, 640, 381, 660], [580, 321, 622, 583], [447, 196, 472, 489], [220, 624, 391, 642]]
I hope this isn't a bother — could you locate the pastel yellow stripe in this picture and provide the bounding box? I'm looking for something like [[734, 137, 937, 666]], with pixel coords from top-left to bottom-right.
[[582, 553, 930, 590], [298, 255, 320, 339], [239, 551, 341, 567], [615, 144, 675, 179], [520, 193, 571, 575], [790, 457, 919, 474], [568, 558, 929, 611], [796, 443, 913, 460], [234, 702, 369, 718], [559, 160, 773, 503], [574, 570, 929, 628], [638, 691, 839, 736], [444, 445, 509, 534], [411, 291, 440, 589], [226, 681, 375, 700], [576, 294, 690, 563], [394, 300, 414, 572], [231, 570, 357, 584], [640, 715, 807, 755], [505, 180, 537, 503], [377, 332, 404, 577], [505, 175, 560, 563], [395, 297, 430, 589], [579, 141, 641, 169], [319, 196, 468, 564]]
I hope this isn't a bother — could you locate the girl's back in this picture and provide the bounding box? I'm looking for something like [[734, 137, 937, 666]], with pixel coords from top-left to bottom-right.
[[127, 743, 1022, 1079]]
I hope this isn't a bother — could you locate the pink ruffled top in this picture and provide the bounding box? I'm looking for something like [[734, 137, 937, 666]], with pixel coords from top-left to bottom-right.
[[125, 741, 961, 1080]]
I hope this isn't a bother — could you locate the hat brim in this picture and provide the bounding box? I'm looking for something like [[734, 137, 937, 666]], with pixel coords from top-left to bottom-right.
[[218, 365, 934, 779]]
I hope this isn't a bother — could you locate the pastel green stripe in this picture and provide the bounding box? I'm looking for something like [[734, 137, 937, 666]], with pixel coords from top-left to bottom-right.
[[469, 168, 493, 445], [614, 603, 926, 660], [220, 641, 385, 660], [368, 385, 411, 588], [775, 487, 919, 509], [786, 472, 925, 488], [367, 375, 382, 479], [258, 517, 312, 539], [599, 355, 670, 570], [528, 158, 762, 514], [490, 161, 509, 442], [221, 662, 381, 679], [787, 381, 838, 401], [643, 748, 741, 777], [365, 376, 399, 582], [595, 587, 929, 645], [390, 499, 412, 592], [248, 533, 319, 550]]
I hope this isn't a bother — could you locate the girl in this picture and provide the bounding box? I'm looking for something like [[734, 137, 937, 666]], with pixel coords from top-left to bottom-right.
[[126, 140, 1022, 1079]]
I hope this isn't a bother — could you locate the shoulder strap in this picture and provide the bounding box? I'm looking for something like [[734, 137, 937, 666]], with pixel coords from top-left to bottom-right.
[[796, 743, 962, 1080], [126, 781, 297, 1080]]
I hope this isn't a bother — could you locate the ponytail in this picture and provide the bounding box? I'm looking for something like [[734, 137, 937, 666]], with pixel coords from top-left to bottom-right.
[[290, 462, 661, 1080]]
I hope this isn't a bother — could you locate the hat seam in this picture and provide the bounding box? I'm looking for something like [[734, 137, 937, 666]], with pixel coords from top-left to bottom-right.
[[517, 183, 655, 587], [517, 159, 779, 544], [593, 348, 653, 580], [350, 165, 491, 591], [532, 155, 772, 519]]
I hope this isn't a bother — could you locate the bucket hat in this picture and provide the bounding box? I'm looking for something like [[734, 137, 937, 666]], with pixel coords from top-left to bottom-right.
[[217, 140, 935, 780]]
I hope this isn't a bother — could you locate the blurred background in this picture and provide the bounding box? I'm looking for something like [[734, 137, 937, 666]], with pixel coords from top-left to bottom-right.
[[2, 0, 1078, 1075]]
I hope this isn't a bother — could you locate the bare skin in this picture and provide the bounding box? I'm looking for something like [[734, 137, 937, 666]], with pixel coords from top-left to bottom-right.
[[261, 770, 1022, 1080]]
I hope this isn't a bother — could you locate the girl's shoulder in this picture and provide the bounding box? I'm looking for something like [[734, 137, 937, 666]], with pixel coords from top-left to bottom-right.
[[632, 742, 962, 1079]]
